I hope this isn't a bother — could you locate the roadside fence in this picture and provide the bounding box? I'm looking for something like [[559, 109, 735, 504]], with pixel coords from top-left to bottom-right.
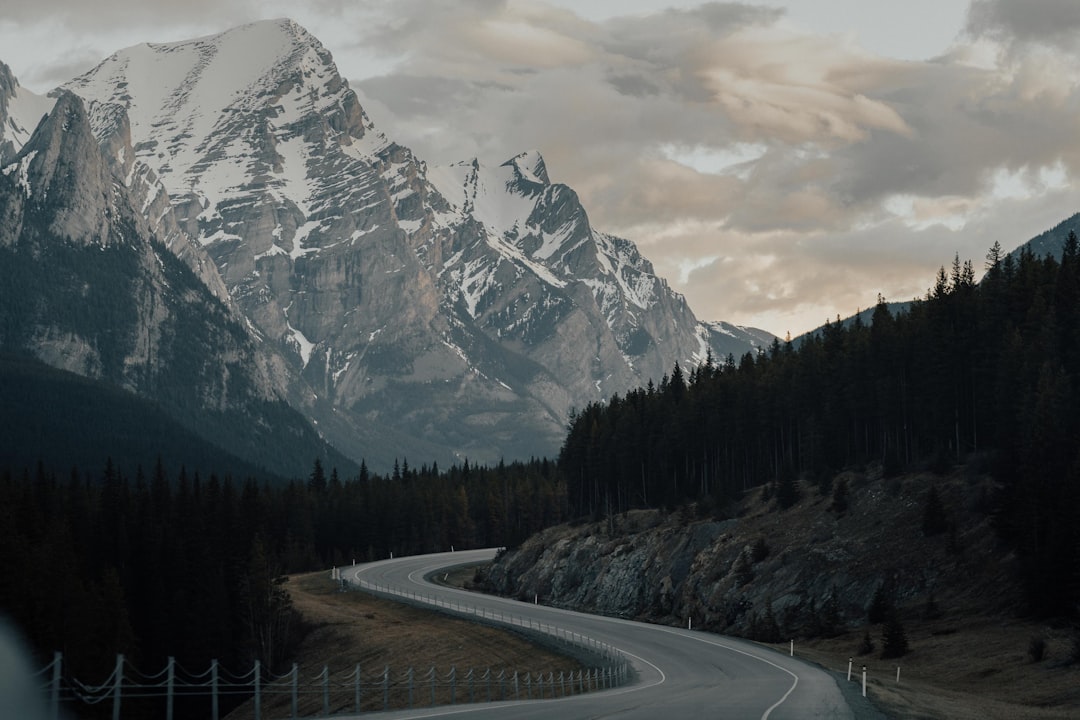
[[33, 570, 630, 719]]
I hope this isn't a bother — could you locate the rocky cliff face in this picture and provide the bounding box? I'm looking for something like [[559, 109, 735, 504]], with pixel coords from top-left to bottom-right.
[[482, 467, 1013, 640], [61, 19, 772, 470], [0, 74, 351, 477]]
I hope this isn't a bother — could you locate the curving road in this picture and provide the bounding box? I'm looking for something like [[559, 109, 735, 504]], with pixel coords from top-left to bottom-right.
[[342, 549, 859, 720]]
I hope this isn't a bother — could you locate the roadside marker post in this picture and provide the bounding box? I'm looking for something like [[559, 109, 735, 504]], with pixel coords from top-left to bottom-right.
[[847, 657, 852, 682], [862, 666, 867, 697]]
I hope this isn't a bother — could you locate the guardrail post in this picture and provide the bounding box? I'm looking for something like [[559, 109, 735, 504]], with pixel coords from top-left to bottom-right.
[[112, 654, 124, 720], [254, 660, 261, 720], [50, 652, 61, 720]]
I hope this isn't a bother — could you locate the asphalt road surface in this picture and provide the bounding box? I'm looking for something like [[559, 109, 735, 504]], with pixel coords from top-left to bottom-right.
[[341, 549, 860, 720]]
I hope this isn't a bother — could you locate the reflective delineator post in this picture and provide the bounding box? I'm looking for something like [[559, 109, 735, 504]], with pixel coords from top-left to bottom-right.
[[862, 666, 867, 697], [847, 657, 852, 682], [896, 666, 901, 683], [790, 639, 794, 657]]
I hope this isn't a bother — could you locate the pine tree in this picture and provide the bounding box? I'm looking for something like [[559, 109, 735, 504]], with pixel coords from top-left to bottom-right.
[[881, 611, 909, 658], [867, 582, 892, 624]]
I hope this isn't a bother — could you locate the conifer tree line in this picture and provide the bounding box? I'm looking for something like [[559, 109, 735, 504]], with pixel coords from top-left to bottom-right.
[[0, 454, 566, 699], [558, 235, 1080, 617]]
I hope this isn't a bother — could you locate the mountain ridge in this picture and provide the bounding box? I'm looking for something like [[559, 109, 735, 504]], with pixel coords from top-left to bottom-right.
[[0, 70, 354, 477], [50, 18, 773, 469]]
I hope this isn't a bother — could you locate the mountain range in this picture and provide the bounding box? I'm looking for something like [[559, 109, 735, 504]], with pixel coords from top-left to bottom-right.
[[3, 18, 1074, 474], [0, 19, 773, 473]]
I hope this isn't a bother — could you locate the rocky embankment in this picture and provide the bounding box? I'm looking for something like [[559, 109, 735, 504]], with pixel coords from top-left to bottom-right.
[[482, 465, 1016, 641]]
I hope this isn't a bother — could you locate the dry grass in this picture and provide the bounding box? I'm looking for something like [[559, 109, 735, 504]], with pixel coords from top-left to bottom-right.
[[765, 617, 1080, 719], [226, 570, 584, 718]]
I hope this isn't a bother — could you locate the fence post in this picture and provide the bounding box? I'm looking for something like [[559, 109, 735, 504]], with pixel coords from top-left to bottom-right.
[[354, 664, 361, 713], [211, 659, 219, 720], [50, 652, 61, 720], [165, 656, 174, 720], [254, 660, 261, 720], [291, 663, 299, 720], [112, 654, 124, 720], [322, 665, 330, 717]]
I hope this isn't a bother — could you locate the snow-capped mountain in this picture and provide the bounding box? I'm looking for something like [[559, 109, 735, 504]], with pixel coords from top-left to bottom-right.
[[0, 61, 354, 476], [26, 19, 770, 469]]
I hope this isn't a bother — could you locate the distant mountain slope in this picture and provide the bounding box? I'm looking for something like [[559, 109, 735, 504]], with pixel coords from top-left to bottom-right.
[[1013, 211, 1080, 261], [0, 352, 287, 481], [58, 20, 771, 468]]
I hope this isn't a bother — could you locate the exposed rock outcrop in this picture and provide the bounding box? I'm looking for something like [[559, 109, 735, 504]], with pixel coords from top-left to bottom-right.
[[483, 467, 1015, 641]]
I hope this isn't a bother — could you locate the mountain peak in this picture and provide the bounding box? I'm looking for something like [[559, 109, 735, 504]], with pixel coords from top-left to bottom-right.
[[503, 150, 549, 186], [0, 62, 55, 163]]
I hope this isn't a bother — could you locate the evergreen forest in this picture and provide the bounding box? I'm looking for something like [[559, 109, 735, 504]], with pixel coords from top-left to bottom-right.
[[559, 236, 1080, 617], [0, 455, 565, 716]]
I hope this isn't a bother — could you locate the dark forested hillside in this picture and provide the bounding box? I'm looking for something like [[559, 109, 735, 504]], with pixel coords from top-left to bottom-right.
[[559, 235, 1080, 617], [0, 353, 287, 481], [0, 455, 565, 718]]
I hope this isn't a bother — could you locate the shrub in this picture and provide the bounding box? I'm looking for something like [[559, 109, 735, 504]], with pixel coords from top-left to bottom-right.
[[831, 478, 850, 515], [750, 537, 770, 564], [1028, 636, 1047, 663]]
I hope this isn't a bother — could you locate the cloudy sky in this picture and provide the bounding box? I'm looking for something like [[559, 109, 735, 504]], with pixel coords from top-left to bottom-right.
[[3, 1, 1079, 336]]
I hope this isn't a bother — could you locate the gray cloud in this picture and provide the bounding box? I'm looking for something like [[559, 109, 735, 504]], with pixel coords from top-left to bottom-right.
[[967, 0, 1080, 47], [4, 1, 1078, 336]]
